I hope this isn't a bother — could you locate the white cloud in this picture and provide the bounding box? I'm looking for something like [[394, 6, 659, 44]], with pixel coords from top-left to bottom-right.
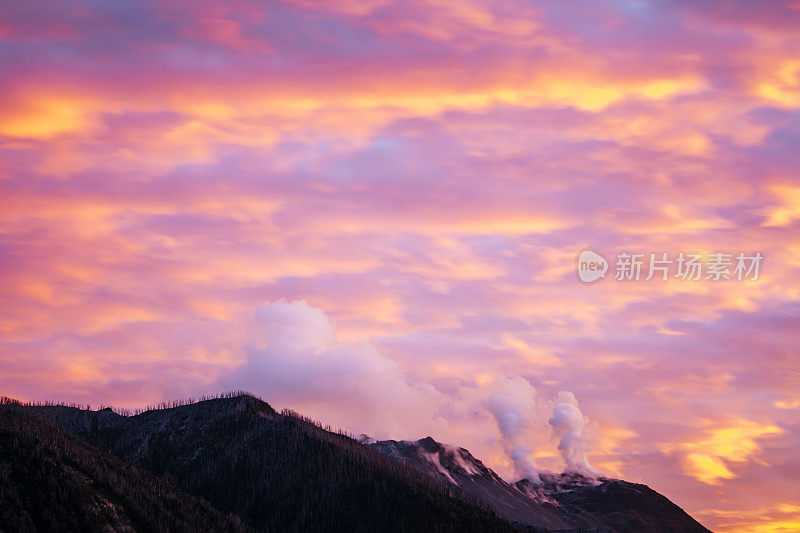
[[225, 299, 441, 436]]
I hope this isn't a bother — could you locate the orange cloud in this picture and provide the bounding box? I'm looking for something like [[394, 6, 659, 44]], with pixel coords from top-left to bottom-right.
[[663, 419, 784, 485]]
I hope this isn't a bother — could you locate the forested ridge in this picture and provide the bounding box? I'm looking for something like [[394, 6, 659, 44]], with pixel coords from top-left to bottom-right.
[[1, 394, 529, 532], [0, 399, 247, 532]]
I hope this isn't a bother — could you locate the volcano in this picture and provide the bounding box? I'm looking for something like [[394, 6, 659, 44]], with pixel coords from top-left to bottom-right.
[[1, 394, 710, 532]]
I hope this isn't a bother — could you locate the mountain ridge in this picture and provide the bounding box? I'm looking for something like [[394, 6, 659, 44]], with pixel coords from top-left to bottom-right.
[[3, 393, 711, 532], [368, 435, 710, 532], [0, 400, 248, 532], [6, 394, 524, 532]]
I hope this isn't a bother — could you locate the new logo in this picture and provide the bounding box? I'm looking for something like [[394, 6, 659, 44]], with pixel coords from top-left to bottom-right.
[[577, 250, 608, 283]]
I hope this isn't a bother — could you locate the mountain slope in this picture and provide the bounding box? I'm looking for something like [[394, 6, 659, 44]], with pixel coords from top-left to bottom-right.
[[516, 475, 711, 533], [11, 394, 711, 532], [0, 402, 247, 533], [370, 437, 573, 530], [25, 395, 527, 532], [370, 437, 711, 533]]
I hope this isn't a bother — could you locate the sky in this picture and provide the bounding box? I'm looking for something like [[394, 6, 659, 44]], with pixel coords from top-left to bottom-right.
[[1, 1, 799, 531]]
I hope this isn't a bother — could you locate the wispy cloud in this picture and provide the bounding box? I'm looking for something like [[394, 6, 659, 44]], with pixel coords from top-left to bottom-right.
[[1, 1, 799, 530]]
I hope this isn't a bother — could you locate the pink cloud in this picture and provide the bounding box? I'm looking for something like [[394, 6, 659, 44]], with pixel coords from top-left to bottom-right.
[[1, 1, 799, 530]]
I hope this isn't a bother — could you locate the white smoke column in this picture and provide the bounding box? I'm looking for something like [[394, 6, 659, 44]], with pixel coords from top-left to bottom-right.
[[224, 300, 441, 437], [486, 377, 541, 483], [548, 391, 601, 477]]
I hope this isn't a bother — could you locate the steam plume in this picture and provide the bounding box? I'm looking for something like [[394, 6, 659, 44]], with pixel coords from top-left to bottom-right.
[[486, 377, 541, 483], [548, 391, 601, 477]]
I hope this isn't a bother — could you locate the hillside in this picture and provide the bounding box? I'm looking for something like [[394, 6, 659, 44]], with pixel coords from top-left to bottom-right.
[[0, 401, 247, 533], [18, 395, 526, 532], [3, 393, 712, 532], [371, 437, 710, 533]]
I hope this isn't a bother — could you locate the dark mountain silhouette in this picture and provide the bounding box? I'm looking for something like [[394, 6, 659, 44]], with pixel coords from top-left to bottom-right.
[[517, 475, 710, 533], [370, 436, 710, 532], [0, 400, 247, 533], [369, 436, 573, 530], [2, 393, 711, 532], [5, 394, 525, 532]]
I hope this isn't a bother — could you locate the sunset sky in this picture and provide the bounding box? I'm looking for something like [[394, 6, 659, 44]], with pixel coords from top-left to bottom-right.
[[1, 1, 799, 531]]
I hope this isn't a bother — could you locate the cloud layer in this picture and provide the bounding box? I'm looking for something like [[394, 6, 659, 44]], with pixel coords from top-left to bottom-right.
[[1, 1, 799, 531]]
